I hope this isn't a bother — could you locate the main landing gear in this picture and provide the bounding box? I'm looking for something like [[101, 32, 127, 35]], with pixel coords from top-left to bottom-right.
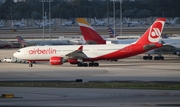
[[77, 62, 99, 67], [153, 56, 164, 60], [142, 54, 164, 60]]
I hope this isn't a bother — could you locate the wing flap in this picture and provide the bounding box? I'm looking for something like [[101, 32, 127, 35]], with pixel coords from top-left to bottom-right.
[[153, 44, 176, 52]]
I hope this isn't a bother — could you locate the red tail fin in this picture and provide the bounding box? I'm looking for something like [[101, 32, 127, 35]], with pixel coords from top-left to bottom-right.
[[76, 18, 106, 44], [135, 18, 166, 44]]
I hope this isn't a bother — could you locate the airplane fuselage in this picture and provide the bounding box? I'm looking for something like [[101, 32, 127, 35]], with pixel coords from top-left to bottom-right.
[[13, 43, 160, 61]]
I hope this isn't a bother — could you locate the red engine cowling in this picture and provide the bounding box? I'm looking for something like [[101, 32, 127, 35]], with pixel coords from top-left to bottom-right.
[[50, 56, 63, 65]]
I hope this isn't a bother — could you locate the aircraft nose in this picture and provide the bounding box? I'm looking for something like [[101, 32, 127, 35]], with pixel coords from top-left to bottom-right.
[[13, 52, 18, 58], [13, 52, 16, 57]]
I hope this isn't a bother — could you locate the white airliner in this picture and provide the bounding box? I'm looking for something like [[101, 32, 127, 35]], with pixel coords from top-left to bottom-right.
[[16, 36, 81, 47], [62, 19, 76, 26], [165, 17, 179, 27], [35, 19, 55, 28], [76, 18, 180, 60], [35, 11, 55, 28], [124, 17, 141, 27], [12, 19, 26, 28], [91, 17, 106, 26], [13, 18, 166, 67]]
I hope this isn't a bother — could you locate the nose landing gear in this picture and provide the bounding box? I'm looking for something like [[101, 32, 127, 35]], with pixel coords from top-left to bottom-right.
[[29, 62, 33, 67]]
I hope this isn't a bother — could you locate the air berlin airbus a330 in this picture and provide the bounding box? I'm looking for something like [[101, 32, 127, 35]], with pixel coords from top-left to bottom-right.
[[13, 18, 166, 67]]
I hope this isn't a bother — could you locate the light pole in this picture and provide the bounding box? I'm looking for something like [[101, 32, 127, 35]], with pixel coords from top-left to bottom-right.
[[39, 0, 45, 40], [49, 0, 53, 40], [11, 0, 12, 21], [113, 0, 115, 38], [107, 0, 109, 25], [39, 0, 53, 40], [120, 0, 123, 36], [43, 1, 44, 40]]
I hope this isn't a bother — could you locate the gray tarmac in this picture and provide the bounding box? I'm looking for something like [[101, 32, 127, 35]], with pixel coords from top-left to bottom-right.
[[0, 87, 180, 107], [0, 49, 180, 82], [0, 60, 180, 82]]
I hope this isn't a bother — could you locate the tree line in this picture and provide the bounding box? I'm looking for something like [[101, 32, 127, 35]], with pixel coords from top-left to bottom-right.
[[0, 0, 179, 20]]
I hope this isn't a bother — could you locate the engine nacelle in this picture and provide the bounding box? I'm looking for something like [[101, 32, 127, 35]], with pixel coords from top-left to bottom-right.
[[50, 56, 63, 65]]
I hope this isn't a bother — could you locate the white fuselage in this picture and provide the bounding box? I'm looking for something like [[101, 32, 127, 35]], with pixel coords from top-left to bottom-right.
[[13, 44, 129, 60]]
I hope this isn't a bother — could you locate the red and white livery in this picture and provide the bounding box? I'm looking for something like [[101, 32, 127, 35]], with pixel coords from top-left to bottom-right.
[[13, 18, 166, 67]]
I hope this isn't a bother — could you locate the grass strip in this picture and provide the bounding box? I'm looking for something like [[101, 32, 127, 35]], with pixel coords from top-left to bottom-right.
[[0, 81, 180, 90]]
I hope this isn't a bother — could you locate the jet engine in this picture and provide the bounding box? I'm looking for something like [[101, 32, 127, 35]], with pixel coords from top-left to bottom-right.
[[50, 56, 64, 65]]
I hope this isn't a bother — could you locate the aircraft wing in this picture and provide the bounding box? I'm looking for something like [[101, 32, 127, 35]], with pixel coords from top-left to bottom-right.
[[153, 44, 176, 53], [64, 46, 89, 60]]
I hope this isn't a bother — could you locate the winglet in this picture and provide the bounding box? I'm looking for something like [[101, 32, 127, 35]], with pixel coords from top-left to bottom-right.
[[78, 46, 83, 51]]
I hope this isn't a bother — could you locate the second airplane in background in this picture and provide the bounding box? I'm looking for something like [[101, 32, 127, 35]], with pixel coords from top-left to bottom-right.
[[16, 36, 81, 47], [165, 17, 179, 27], [35, 19, 55, 28], [12, 19, 26, 28]]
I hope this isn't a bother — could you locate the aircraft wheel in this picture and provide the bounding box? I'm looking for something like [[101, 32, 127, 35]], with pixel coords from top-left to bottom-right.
[[93, 63, 99, 66], [29, 63, 33, 67], [89, 63, 94, 67], [143, 56, 148, 60], [82, 63, 88, 67], [148, 56, 153, 60], [160, 56, 164, 60], [154, 56, 159, 60], [154, 56, 164, 60], [77, 63, 82, 67]]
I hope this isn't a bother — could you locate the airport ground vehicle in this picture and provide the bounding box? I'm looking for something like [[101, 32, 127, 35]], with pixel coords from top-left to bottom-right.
[[3, 57, 13, 63], [3, 57, 27, 63]]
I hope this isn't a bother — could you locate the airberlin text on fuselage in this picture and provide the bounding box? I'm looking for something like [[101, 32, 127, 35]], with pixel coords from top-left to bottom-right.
[[29, 48, 56, 54]]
